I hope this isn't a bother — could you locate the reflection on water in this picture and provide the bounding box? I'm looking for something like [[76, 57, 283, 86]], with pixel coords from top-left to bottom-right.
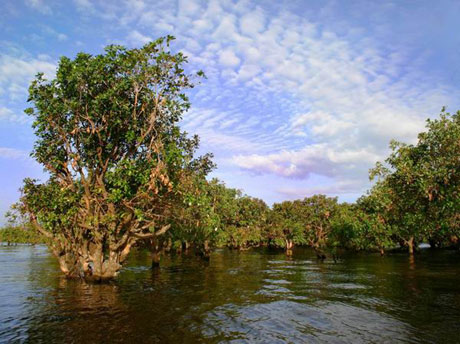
[[1, 245, 459, 343]]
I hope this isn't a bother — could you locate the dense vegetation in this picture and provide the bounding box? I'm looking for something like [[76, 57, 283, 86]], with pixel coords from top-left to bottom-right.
[[1, 38, 458, 280], [160, 108, 458, 258], [0, 208, 43, 245]]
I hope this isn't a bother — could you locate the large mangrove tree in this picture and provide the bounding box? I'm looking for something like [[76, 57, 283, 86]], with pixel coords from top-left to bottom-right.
[[19, 36, 212, 280]]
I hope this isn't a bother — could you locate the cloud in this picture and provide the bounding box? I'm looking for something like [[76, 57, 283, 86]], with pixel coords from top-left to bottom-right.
[[240, 9, 266, 36], [57, 33, 68, 41], [25, 0, 52, 14], [232, 144, 380, 179], [0, 54, 56, 101], [218, 49, 240, 67], [0, 107, 30, 124], [0, 147, 30, 160], [4, 0, 458, 202], [127, 30, 152, 45], [73, 0, 98, 14], [277, 179, 365, 199]]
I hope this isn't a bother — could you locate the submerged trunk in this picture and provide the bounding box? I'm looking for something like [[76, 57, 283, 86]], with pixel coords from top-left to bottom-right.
[[51, 239, 129, 281], [151, 250, 161, 268], [56, 251, 81, 278], [315, 249, 327, 260], [197, 240, 211, 261], [407, 236, 415, 255], [149, 237, 162, 269]]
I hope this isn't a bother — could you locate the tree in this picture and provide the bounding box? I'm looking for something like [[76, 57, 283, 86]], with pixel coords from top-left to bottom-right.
[[370, 109, 460, 253], [267, 195, 339, 257], [0, 205, 43, 245], [167, 174, 220, 259], [19, 36, 212, 280], [268, 200, 307, 250], [222, 196, 268, 249], [301, 195, 339, 258], [352, 186, 396, 254]]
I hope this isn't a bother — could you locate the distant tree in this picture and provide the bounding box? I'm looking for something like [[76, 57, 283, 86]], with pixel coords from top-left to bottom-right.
[[167, 174, 220, 258], [301, 195, 339, 258], [19, 36, 212, 280], [268, 200, 307, 250], [267, 195, 339, 257], [224, 196, 269, 249], [199, 179, 269, 250], [0, 205, 43, 245]]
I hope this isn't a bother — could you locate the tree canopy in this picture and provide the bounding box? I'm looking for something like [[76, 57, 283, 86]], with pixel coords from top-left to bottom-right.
[[19, 36, 212, 280]]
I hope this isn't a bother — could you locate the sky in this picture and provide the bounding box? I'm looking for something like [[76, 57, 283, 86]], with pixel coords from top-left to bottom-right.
[[1, 0, 460, 222]]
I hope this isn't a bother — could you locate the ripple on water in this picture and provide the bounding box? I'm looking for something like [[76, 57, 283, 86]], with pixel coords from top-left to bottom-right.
[[1, 246, 460, 343], [203, 300, 414, 343]]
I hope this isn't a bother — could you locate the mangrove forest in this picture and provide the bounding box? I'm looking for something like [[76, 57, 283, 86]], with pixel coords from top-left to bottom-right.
[[1, 38, 458, 283]]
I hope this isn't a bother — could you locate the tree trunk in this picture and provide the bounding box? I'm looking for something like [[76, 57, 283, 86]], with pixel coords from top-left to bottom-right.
[[56, 251, 80, 278], [151, 250, 161, 268], [148, 237, 162, 269], [53, 242, 123, 281], [285, 239, 294, 250], [164, 238, 172, 252], [182, 241, 190, 251], [198, 240, 211, 261], [407, 236, 414, 255]]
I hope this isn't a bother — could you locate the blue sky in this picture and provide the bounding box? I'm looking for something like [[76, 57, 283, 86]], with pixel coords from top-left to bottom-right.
[[1, 0, 459, 222]]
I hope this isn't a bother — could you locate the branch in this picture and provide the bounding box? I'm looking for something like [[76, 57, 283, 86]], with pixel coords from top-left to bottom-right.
[[29, 214, 54, 239], [155, 224, 171, 236], [131, 224, 171, 239]]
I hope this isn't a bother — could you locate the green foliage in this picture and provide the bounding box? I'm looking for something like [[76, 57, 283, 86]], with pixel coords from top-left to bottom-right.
[[198, 109, 458, 255], [369, 109, 460, 250], [0, 226, 43, 244], [19, 36, 214, 279], [267, 195, 338, 251], [200, 179, 269, 249], [0, 205, 44, 244]]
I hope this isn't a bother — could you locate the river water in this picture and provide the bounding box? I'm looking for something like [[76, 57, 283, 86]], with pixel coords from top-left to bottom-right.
[[0, 245, 459, 343]]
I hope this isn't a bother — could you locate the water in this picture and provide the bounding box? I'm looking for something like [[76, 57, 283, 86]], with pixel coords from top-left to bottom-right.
[[0, 245, 459, 343]]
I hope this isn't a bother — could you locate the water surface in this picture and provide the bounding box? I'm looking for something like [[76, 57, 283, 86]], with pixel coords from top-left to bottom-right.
[[1, 245, 459, 343]]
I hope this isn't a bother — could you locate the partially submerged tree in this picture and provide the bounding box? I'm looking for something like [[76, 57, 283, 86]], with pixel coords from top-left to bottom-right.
[[268, 200, 307, 250], [20, 36, 212, 280], [370, 109, 460, 253], [167, 174, 219, 259]]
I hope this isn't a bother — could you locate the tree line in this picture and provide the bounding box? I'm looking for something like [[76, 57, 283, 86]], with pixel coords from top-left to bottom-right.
[[1, 37, 458, 281]]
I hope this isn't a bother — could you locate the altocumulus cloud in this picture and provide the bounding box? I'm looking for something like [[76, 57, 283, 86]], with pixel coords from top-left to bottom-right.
[[1, 0, 459, 205]]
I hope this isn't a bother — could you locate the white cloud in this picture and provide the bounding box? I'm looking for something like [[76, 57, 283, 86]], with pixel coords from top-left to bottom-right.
[[240, 10, 266, 36], [232, 144, 380, 179], [178, 0, 200, 16], [20, 0, 458, 200], [25, 0, 52, 14], [127, 30, 152, 45], [73, 0, 96, 14], [0, 55, 56, 101], [277, 179, 365, 199], [213, 16, 238, 40], [0, 147, 29, 160], [0, 107, 30, 124], [236, 64, 261, 81], [57, 33, 68, 41], [218, 49, 240, 67]]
